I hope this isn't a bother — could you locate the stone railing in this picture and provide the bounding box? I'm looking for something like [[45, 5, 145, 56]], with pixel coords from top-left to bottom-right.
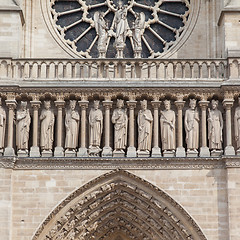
[[0, 58, 229, 81]]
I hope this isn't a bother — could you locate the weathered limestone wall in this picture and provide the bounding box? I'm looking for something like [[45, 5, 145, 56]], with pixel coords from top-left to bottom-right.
[[0, 7, 23, 58], [226, 168, 240, 240], [9, 168, 231, 240], [0, 168, 12, 240]]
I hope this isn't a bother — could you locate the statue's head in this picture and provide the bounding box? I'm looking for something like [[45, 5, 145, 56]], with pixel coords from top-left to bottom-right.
[[44, 101, 51, 110], [118, 1, 123, 8], [69, 100, 76, 110], [140, 99, 147, 110], [117, 99, 124, 108], [189, 99, 196, 109], [93, 100, 100, 110], [164, 100, 171, 110], [211, 99, 218, 109], [99, 12, 104, 19], [21, 101, 27, 110]]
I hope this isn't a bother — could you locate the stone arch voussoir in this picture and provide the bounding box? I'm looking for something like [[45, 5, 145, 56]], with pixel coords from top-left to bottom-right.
[[32, 170, 207, 240]]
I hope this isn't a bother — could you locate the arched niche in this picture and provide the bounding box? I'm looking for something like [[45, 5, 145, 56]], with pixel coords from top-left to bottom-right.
[[32, 170, 207, 240]]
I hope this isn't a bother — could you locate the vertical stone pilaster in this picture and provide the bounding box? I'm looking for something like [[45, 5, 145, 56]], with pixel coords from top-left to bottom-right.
[[4, 100, 16, 156], [127, 101, 137, 157], [223, 99, 235, 156], [102, 100, 113, 157], [199, 101, 210, 157], [54, 100, 65, 157], [175, 100, 186, 157], [30, 101, 41, 157], [77, 101, 89, 157], [151, 101, 161, 157]]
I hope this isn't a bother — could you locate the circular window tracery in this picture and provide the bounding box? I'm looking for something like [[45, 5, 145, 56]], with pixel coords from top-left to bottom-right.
[[43, 0, 200, 58]]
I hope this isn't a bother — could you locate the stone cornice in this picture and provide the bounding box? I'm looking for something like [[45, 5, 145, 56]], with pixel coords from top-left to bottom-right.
[[1, 157, 238, 170], [218, 8, 240, 26]]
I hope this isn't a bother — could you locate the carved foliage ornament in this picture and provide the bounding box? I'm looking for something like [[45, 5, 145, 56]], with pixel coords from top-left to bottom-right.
[[32, 170, 207, 240], [43, 0, 200, 58]]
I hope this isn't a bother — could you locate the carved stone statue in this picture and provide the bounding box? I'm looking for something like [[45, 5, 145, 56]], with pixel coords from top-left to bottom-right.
[[89, 100, 103, 156], [40, 101, 55, 154], [160, 100, 176, 152], [0, 98, 6, 155], [65, 100, 80, 152], [114, 2, 129, 57], [137, 100, 153, 154], [208, 100, 223, 151], [184, 99, 199, 152], [132, 12, 145, 58], [94, 11, 108, 58], [112, 99, 128, 154], [235, 97, 240, 151], [16, 101, 31, 154]]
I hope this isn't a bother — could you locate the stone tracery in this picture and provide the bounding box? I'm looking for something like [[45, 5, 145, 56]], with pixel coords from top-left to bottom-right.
[[32, 170, 207, 240]]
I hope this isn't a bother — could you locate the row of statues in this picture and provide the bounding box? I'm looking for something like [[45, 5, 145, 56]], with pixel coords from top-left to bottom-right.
[[0, 97, 240, 157], [94, 3, 145, 58]]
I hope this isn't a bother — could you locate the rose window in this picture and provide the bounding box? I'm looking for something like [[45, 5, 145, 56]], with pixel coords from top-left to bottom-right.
[[49, 0, 192, 58]]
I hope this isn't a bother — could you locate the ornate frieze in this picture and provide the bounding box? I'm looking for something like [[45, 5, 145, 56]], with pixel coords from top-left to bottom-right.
[[0, 90, 239, 159]]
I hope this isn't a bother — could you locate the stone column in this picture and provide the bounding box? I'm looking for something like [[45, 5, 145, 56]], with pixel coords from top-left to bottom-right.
[[175, 100, 186, 157], [199, 101, 210, 157], [77, 100, 89, 157], [4, 100, 16, 156], [30, 101, 41, 157], [223, 99, 235, 156], [54, 100, 65, 157], [151, 101, 161, 157], [127, 100, 137, 157], [101, 100, 113, 157]]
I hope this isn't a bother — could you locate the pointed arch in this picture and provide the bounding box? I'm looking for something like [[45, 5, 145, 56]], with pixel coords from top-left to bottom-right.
[[32, 170, 207, 240]]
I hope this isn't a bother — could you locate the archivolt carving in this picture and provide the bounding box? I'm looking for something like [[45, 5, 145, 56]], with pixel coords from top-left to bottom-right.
[[32, 170, 207, 240]]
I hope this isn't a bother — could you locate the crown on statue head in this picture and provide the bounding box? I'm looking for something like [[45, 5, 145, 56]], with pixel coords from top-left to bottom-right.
[[21, 101, 27, 107], [164, 99, 170, 105], [140, 99, 147, 106], [211, 99, 218, 105], [189, 99, 197, 104]]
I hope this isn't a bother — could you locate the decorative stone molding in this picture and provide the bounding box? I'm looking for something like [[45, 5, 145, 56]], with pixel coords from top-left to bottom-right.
[[32, 170, 207, 240], [0, 157, 226, 170]]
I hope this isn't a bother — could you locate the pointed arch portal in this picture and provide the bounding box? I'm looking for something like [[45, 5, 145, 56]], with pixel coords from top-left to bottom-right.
[[32, 170, 207, 240]]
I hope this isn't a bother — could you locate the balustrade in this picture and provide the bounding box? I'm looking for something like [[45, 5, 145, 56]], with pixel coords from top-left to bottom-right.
[[0, 95, 237, 158], [0, 58, 230, 81]]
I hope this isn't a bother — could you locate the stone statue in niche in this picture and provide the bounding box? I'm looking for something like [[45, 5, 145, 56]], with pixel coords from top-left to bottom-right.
[[112, 99, 128, 156], [132, 12, 145, 58], [208, 100, 223, 155], [65, 100, 80, 153], [137, 100, 153, 156], [160, 100, 176, 155], [0, 98, 6, 155], [89, 100, 103, 156], [234, 97, 240, 154], [94, 11, 108, 58], [16, 101, 31, 155], [40, 101, 55, 156], [114, 2, 129, 58], [184, 99, 200, 155]]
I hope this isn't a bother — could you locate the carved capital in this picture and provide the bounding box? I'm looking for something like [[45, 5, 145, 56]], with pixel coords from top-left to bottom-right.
[[54, 100, 65, 109], [223, 99, 234, 110], [78, 100, 89, 110], [102, 101, 113, 110], [30, 101, 41, 110], [174, 101, 185, 110], [5, 100, 17, 110], [127, 101, 137, 110], [151, 101, 161, 110], [199, 101, 209, 110]]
